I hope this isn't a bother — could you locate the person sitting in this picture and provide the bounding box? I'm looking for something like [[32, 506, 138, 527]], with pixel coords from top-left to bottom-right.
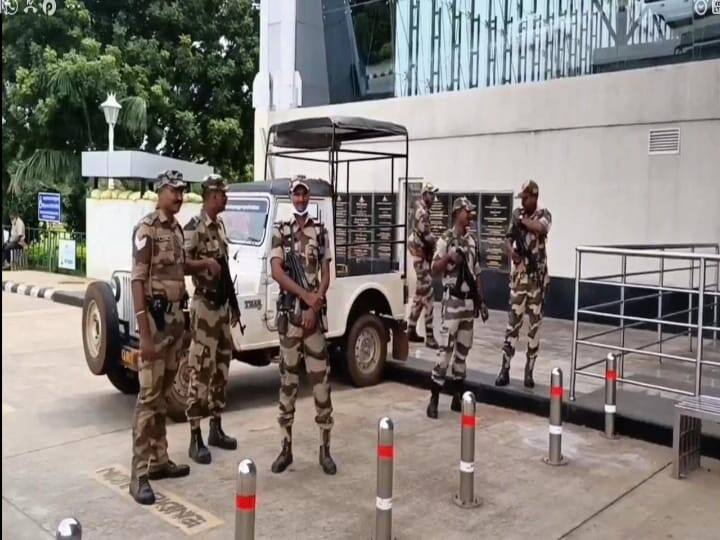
[[3, 212, 26, 270]]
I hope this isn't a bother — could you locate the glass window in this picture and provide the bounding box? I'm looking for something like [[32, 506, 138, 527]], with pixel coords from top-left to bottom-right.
[[224, 198, 270, 245]]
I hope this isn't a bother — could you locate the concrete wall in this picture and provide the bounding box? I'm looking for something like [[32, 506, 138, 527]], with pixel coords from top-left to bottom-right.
[[255, 60, 720, 279]]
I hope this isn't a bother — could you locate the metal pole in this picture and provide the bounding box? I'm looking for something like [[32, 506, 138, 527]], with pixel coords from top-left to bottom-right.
[[235, 459, 256, 540], [714, 247, 718, 346], [374, 417, 394, 540], [658, 253, 664, 358], [689, 247, 695, 352], [603, 353, 619, 439], [453, 392, 482, 508], [619, 255, 627, 378], [544, 368, 568, 466], [56, 518, 82, 540], [570, 250, 581, 401], [107, 123, 115, 190], [695, 259, 705, 396]]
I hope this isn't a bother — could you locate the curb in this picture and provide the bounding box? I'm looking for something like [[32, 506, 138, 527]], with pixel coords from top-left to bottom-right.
[[2, 280, 84, 308], [388, 359, 720, 460]]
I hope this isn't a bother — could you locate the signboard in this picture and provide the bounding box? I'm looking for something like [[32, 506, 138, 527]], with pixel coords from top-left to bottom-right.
[[479, 192, 513, 271], [349, 193, 373, 260], [405, 181, 423, 238], [58, 239, 77, 271], [38, 192, 62, 223], [428, 193, 451, 237], [374, 193, 396, 261]]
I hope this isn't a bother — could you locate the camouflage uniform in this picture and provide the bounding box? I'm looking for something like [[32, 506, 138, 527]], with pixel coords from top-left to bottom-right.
[[408, 182, 438, 343], [184, 209, 233, 428], [130, 182, 187, 481], [501, 204, 552, 376], [432, 221, 481, 386], [270, 212, 333, 446]]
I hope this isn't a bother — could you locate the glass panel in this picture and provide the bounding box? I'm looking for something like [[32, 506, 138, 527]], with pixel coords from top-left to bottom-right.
[[224, 198, 270, 245]]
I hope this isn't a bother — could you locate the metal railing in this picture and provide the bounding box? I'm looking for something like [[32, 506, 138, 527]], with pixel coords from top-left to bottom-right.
[[2, 226, 87, 276], [570, 243, 720, 400]]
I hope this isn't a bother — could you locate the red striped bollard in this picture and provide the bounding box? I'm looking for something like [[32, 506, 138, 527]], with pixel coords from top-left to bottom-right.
[[453, 391, 482, 508], [235, 458, 256, 540], [543, 368, 568, 466], [603, 353, 620, 439], [373, 417, 395, 540]]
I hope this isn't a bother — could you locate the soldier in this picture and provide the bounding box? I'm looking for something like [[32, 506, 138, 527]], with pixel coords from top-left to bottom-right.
[[269, 176, 336, 475], [495, 180, 552, 388], [427, 197, 488, 419], [183, 174, 240, 464], [129, 170, 191, 505], [407, 182, 440, 348]]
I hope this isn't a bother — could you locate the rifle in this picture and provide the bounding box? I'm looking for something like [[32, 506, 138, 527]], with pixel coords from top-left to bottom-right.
[[278, 240, 328, 333], [217, 255, 245, 335], [512, 213, 548, 309], [450, 247, 487, 322]]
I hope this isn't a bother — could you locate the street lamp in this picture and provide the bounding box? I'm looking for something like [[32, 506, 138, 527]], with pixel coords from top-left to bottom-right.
[[100, 93, 122, 190]]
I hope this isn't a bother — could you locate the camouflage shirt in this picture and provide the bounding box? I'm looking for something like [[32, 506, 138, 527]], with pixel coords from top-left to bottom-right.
[[505, 207, 552, 275], [409, 200, 435, 256], [270, 217, 331, 292], [433, 228, 481, 291], [131, 210, 186, 302], [183, 209, 229, 292]]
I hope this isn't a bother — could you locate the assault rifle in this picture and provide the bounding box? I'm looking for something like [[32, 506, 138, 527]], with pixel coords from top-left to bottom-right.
[[217, 255, 245, 334]]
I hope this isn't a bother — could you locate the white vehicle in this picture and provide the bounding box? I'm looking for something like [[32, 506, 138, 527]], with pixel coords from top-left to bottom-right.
[[643, 0, 694, 28], [82, 117, 412, 420]]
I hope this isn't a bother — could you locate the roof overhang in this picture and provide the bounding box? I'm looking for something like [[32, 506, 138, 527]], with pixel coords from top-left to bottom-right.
[[81, 151, 215, 182]]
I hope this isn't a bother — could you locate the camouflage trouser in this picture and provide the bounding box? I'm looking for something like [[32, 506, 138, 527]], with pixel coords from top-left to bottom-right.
[[408, 254, 434, 335], [502, 270, 546, 371], [132, 303, 185, 478], [432, 297, 474, 385], [278, 323, 333, 445], [186, 295, 233, 429]]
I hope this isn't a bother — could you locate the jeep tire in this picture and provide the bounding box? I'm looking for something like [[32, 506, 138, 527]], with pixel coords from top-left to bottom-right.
[[345, 313, 387, 387]]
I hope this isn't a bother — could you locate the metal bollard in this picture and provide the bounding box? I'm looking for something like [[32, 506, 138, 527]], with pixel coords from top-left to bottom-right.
[[603, 353, 620, 439], [56, 518, 82, 540], [543, 368, 568, 466], [235, 458, 256, 540], [373, 417, 395, 540], [453, 391, 482, 508]]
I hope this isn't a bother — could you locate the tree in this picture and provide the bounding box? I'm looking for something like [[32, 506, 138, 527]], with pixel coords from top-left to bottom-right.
[[2, 0, 259, 231]]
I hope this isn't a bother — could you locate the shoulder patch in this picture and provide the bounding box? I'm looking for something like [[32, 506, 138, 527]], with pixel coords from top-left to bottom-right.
[[141, 212, 157, 226], [184, 215, 200, 231]]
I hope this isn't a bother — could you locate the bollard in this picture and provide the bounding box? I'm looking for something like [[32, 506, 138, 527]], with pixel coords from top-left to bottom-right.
[[453, 391, 482, 508], [543, 368, 568, 466], [56, 518, 82, 540], [235, 458, 256, 540], [373, 417, 395, 540], [603, 353, 620, 439]]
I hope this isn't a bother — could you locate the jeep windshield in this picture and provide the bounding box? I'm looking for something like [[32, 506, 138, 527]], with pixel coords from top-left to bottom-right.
[[224, 198, 269, 245]]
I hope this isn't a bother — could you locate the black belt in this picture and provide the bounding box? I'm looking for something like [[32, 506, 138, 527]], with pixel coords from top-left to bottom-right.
[[195, 287, 219, 298]]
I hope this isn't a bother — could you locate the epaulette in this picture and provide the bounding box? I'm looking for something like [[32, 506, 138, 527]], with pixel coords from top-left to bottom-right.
[[183, 214, 201, 231], [140, 211, 158, 226]]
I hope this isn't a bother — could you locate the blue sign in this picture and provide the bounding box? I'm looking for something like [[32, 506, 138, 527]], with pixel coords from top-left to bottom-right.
[[38, 192, 62, 223]]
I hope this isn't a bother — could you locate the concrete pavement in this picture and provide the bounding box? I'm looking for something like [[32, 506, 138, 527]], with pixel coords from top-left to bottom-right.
[[3, 292, 720, 539]]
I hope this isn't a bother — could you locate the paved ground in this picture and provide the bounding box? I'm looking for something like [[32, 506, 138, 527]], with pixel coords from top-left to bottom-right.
[[3, 292, 720, 539]]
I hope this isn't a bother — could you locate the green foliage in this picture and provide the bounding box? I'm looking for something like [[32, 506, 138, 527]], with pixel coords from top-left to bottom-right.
[[3, 0, 259, 231]]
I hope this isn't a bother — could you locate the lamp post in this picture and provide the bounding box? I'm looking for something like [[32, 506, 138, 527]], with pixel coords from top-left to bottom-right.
[[100, 93, 122, 190]]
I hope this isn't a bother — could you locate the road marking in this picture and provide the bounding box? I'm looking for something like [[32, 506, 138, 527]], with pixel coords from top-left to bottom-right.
[[93, 465, 223, 536]]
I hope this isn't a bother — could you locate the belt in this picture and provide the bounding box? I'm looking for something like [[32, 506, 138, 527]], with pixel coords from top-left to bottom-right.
[[195, 287, 220, 298]]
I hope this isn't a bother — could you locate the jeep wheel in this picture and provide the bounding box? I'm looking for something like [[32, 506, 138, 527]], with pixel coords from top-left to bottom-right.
[[167, 350, 206, 423], [106, 365, 139, 394], [346, 313, 387, 387], [82, 281, 120, 376]]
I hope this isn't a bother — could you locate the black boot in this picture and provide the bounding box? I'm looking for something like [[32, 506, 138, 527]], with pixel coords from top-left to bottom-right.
[[450, 379, 463, 412], [129, 474, 155, 505], [148, 460, 190, 480], [495, 365, 510, 387], [188, 427, 211, 464], [524, 364, 535, 389], [208, 417, 237, 450], [271, 439, 293, 473], [425, 334, 440, 349], [426, 381, 441, 419], [408, 326, 424, 343], [319, 444, 337, 475]]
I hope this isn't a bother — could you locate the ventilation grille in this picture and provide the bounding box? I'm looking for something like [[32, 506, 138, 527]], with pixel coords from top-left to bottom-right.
[[648, 128, 680, 155]]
